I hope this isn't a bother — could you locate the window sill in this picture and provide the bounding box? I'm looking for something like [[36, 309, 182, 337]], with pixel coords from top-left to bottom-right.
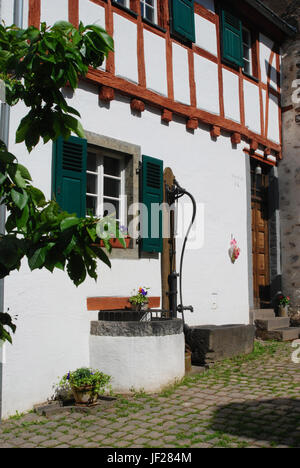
[[111, 1, 138, 19], [142, 18, 166, 34], [98, 236, 131, 249], [242, 71, 259, 83], [87, 296, 161, 311]]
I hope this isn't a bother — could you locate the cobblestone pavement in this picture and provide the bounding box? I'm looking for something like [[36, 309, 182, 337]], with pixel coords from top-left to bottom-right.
[[1, 341, 300, 448]]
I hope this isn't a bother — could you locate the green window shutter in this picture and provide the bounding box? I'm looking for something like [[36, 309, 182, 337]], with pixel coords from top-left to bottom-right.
[[141, 155, 163, 254], [221, 9, 243, 67], [52, 136, 87, 218], [171, 0, 195, 43]]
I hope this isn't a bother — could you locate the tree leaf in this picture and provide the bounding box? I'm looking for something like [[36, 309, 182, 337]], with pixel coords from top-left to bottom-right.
[[16, 204, 29, 230], [60, 217, 80, 232], [67, 253, 86, 286], [52, 21, 74, 31], [27, 186, 46, 207], [0, 172, 7, 184], [0, 151, 16, 164], [11, 188, 28, 210], [16, 116, 31, 143], [17, 164, 32, 181], [28, 246, 47, 270], [13, 168, 27, 188]]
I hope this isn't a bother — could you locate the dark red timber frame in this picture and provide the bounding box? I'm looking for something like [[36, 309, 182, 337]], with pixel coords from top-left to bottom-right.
[[28, 0, 285, 164]]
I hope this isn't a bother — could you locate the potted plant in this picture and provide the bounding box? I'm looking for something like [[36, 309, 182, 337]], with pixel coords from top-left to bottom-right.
[[278, 295, 291, 317], [59, 368, 111, 406], [129, 287, 150, 311]]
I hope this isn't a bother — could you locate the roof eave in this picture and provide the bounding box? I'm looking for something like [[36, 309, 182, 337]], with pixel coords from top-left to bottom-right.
[[244, 0, 297, 37]]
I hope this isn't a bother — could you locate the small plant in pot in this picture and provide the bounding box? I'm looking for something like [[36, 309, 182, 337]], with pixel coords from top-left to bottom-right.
[[60, 368, 111, 406], [129, 287, 150, 311], [278, 295, 291, 317]]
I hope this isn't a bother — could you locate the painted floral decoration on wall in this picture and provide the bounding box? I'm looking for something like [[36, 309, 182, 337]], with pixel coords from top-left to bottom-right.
[[229, 237, 241, 264]]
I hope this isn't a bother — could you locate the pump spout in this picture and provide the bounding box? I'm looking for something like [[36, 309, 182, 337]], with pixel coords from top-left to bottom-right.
[[177, 304, 194, 314]]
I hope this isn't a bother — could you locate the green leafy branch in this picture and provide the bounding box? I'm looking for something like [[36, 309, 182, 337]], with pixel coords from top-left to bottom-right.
[[0, 21, 125, 343]]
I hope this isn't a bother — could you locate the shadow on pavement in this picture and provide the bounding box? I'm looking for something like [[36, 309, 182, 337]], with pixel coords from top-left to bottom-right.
[[211, 398, 300, 447]]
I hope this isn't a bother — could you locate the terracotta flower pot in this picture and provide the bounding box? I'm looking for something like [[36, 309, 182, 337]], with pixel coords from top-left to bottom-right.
[[71, 386, 98, 406]]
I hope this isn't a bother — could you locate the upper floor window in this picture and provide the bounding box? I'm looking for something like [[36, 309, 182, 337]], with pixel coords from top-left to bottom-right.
[[115, 0, 130, 7], [221, 9, 258, 79], [242, 27, 253, 76], [140, 0, 157, 24]]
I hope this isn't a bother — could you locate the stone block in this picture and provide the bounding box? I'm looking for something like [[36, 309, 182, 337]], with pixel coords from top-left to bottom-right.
[[185, 324, 255, 366]]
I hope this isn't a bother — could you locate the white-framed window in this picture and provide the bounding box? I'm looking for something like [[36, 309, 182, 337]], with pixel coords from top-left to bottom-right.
[[242, 27, 253, 76], [86, 147, 127, 226], [140, 0, 157, 24], [115, 0, 130, 8]]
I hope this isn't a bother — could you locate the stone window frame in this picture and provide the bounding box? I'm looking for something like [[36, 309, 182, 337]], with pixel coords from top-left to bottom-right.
[[85, 130, 140, 260]]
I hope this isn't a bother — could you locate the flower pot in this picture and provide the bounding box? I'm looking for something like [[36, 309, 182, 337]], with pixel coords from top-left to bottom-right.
[[278, 305, 289, 318], [71, 386, 98, 406]]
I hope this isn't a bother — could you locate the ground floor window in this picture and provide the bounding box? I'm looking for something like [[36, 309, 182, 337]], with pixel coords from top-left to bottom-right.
[[86, 147, 126, 226]]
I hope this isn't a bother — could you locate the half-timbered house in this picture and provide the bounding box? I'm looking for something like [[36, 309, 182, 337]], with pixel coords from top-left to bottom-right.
[[0, 0, 295, 417]]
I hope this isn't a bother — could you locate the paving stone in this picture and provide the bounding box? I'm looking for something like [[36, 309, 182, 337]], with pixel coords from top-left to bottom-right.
[[30, 435, 48, 444], [69, 438, 89, 447], [40, 439, 61, 448], [56, 434, 76, 444]]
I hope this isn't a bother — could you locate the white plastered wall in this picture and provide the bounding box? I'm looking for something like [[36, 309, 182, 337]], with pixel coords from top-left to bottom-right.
[[244, 80, 261, 134], [40, 0, 69, 26], [172, 43, 190, 105], [114, 14, 138, 84], [222, 69, 240, 123], [267, 93, 280, 144], [194, 14, 217, 57], [79, 0, 105, 26], [194, 55, 219, 114], [144, 30, 167, 96], [1, 79, 251, 417]]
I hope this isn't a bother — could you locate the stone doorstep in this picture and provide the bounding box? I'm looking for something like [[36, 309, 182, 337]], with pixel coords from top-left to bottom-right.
[[252, 309, 275, 320], [185, 365, 206, 377], [256, 327, 300, 342], [255, 318, 290, 331]]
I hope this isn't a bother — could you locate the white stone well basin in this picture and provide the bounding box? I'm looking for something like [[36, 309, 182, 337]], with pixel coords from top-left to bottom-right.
[[89, 318, 185, 393]]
